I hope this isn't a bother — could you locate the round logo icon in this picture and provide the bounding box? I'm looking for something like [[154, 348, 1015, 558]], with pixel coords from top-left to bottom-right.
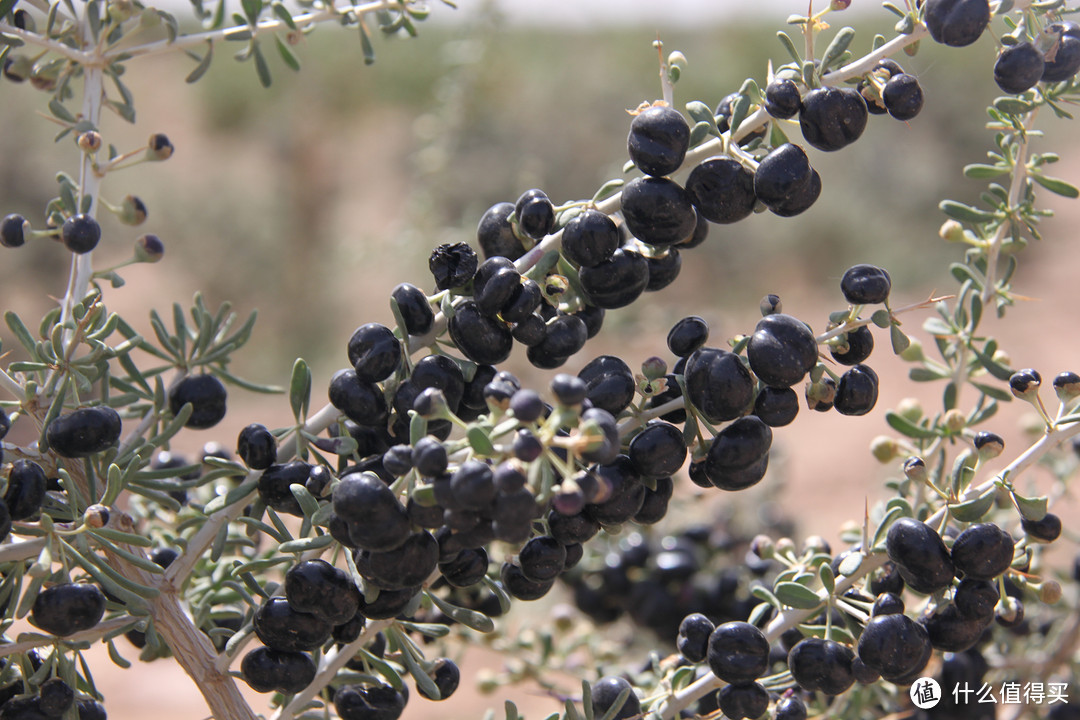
[[910, 677, 942, 710]]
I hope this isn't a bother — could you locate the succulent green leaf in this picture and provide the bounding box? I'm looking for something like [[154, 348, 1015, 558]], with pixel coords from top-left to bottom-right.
[[1012, 492, 1047, 522], [837, 552, 862, 577], [963, 163, 1009, 179], [289, 358, 311, 421], [776, 31, 802, 64], [950, 488, 996, 522], [685, 100, 715, 125], [889, 324, 910, 355], [467, 426, 495, 456], [750, 583, 780, 608], [818, 563, 835, 594], [820, 26, 855, 72], [940, 200, 996, 224], [993, 96, 1034, 116], [1031, 173, 1080, 199], [774, 581, 823, 610], [688, 121, 712, 147]]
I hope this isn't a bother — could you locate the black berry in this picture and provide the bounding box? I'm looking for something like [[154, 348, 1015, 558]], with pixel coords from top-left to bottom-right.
[[994, 42, 1045, 94], [885, 517, 955, 594], [787, 637, 856, 695], [620, 176, 697, 248], [830, 324, 874, 365], [561, 209, 620, 268], [950, 522, 1015, 580], [753, 143, 817, 216], [1, 213, 28, 248], [257, 460, 309, 517], [237, 423, 277, 470], [923, 0, 990, 48], [447, 301, 513, 365], [391, 282, 435, 336], [4, 459, 46, 520], [684, 348, 755, 422], [799, 86, 868, 152], [285, 559, 361, 626], [716, 682, 768, 720], [676, 613, 714, 663], [168, 374, 227, 429], [254, 596, 332, 652], [841, 264, 891, 305], [590, 676, 640, 720], [706, 621, 770, 685], [578, 248, 650, 309], [685, 156, 756, 224], [753, 386, 799, 427], [240, 647, 316, 694], [515, 189, 555, 240], [1042, 22, 1080, 83], [834, 364, 879, 416], [476, 202, 525, 261], [855, 612, 932, 681], [61, 214, 101, 254], [1021, 512, 1062, 543], [347, 323, 401, 383], [746, 313, 818, 388], [627, 104, 690, 177], [45, 406, 122, 458], [882, 73, 924, 121], [765, 78, 802, 119], [30, 583, 107, 636]]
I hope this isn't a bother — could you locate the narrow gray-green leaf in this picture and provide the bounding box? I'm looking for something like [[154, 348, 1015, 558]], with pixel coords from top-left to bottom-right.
[[278, 533, 332, 554], [885, 411, 938, 439], [271, 1, 297, 28], [5, 311, 38, 356], [819, 26, 855, 72], [427, 591, 495, 633], [275, 35, 300, 72], [252, 40, 271, 87]]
